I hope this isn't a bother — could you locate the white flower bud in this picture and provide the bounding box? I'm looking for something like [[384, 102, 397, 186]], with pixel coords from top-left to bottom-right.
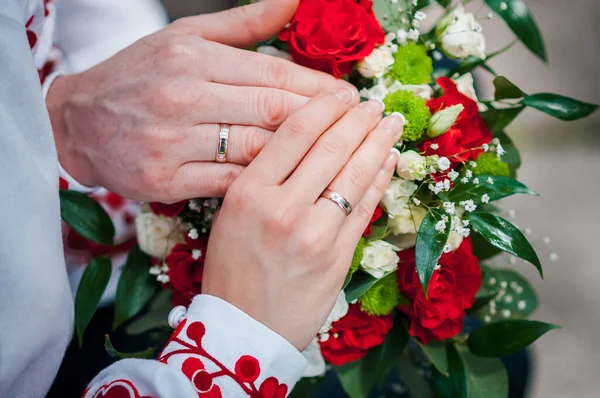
[[437, 6, 486, 59], [427, 104, 464, 138], [360, 240, 400, 279], [396, 150, 428, 181], [357, 46, 395, 78], [381, 179, 418, 216], [135, 212, 185, 259]]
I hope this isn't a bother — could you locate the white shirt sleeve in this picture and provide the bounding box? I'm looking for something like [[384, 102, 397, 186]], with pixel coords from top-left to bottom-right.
[[85, 295, 307, 397], [0, 2, 74, 397]]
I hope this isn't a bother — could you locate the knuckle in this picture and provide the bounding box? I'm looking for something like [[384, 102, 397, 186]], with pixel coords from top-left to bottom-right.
[[242, 128, 267, 162], [225, 180, 251, 211], [216, 167, 242, 195], [319, 135, 348, 157], [257, 89, 288, 128], [263, 60, 289, 89], [347, 162, 369, 189], [159, 34, 194, 60], [263, 205, 295, 235], [353, 202, 374, 222], [283, 118, 310, 139], [297, 231, 330, 255]]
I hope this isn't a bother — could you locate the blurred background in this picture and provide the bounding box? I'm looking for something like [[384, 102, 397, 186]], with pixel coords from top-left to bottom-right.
[[168, 0, 600, 396]]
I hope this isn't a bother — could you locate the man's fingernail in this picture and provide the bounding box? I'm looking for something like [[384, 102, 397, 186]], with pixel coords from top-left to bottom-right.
[[334, 87, 356, 103], [382, 148, 400, 171], [380, 113, 405, 136]]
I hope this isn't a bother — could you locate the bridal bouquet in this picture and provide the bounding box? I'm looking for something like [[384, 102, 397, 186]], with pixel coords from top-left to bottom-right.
[[61, 0, 597, 397]]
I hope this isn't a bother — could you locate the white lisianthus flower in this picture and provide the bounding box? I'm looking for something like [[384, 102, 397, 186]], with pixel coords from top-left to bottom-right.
[[301, 338, 326, 377], [359, 81, 389, 101], [360, 240, 400, 278], [396, 150, 428, 181], [256, 46, 293, 61], [135, 212, 185, 259], [318, 291, 349, 334], [388, 80, 434, 99], [357, 46, 395, 78], [437, 6, 486, 59], [389, 205, 427, 235], [381, 179, 418, 216]]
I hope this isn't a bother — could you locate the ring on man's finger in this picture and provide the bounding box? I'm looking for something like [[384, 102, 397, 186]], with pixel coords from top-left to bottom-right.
[[215, 123, 230, 163]]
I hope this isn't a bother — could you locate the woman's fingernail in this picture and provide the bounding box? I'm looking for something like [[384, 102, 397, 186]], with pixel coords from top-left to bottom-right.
[[380, 113, 405, 136], [334, 87, 356, 103], [382, 148, 400, 171], [362, 99, 385, 114]]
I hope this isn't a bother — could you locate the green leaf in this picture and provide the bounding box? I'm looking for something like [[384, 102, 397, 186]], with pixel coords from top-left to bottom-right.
[[289, 377, 325, 398], [471, 231, 503, 261], [475, 268, 538, 323], [344, 270, 391, 302], [126, 289, 173, 335], [415, 339, 449, 377], [416, 208, 451, 291], [485, 0, 547, 61], [522, 93, 598, 121], [449, 175, 537, 204], [75, 257, 112, 347], [447, 344, 468, 398], [468, 319, 559, 357], [335, 343, 384, 398], [467, 212, 542, 277], [59, 190, 115, 245], [372, 0, 406, 33], [113, 246, 159, 330], [493, 76, 524, 100], [398, 354, 435, 398], [104, 335, 156, 360], [462, 351, 508, 398], [469, 285, 500, 314], [375, 322, 410, 387], [481, 107, 524, 133], [450, 41, 516, 77], [494, 131, 521, 177]]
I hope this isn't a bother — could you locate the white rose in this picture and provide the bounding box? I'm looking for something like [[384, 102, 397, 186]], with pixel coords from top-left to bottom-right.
[[135, 212, 185, 259], [301, 338, 326, 377], [358, 46, 395, 79], [437, 6, 486, 59], [381, 179, 418, 216], [360, 240, 400, 279], [389, 205, 427, 235], [388, 80, 434, 100], [396, 150, 427, 181], [319, 291, 349, 334], [256, 46, 293, 61]]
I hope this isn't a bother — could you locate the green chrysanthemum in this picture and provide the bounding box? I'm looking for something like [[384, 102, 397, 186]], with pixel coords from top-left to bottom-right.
[[387, 43, 433, 85], [383, 90, 431, 142], [358, 273, 400, 316], [349, 238, 366, 275], [472, 152, 511, 177]]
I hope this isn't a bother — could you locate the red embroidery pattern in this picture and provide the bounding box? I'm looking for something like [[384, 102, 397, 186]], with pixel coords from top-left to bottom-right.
[[88, 379, 151, 398], [159, 320, 288, 398]]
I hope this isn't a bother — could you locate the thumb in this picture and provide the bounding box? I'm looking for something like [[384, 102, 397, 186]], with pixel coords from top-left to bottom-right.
[[173, 0, 299, 47]]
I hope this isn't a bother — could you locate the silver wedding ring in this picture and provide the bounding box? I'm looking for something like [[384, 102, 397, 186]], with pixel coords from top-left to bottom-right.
[[321, 188, 353, 216], [215, 123, 230, 163]]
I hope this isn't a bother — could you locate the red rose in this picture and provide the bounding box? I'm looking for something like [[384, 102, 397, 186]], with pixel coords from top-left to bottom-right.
[[279, 0, 385, 78], [420, 77, 492, 162], [397, 239, 482, 343], [319, 305, 393, 366], [150, 201, 187, 217], [363, 204, 383, 237], [165, 241, 208, 306]]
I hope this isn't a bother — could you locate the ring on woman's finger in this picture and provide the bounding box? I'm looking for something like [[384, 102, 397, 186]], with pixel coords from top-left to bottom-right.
[[320, 188, 353, 216], [215, 123, 231, 163]]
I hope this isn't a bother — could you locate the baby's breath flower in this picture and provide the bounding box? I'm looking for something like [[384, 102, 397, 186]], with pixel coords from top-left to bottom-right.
[[437, 157, 451, 171], [481, 193, 490, 203], [443, 201, 456, 215]]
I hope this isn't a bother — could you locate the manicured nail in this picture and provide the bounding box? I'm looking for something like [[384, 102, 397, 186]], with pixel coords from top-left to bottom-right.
[[380, 113, 404, 136], [382, 148, 400, 171], [390, 112, 407, 126], [362, 99, 385, 114], [334, 87, 355, 103]]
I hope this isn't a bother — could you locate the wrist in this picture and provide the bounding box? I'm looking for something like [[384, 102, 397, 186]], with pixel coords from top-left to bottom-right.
[[46, 75, 98, 187]]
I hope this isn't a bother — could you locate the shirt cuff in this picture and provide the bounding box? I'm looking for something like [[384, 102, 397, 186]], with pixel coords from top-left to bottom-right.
[[161, 294, 307, 395]]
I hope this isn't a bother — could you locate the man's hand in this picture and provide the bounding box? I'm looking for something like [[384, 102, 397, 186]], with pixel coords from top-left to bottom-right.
[[47, 0, 350, 202]]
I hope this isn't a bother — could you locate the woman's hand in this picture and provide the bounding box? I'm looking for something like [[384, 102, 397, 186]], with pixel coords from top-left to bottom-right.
[[201, 88, 404, 351], [46, 0, 348, 202]]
